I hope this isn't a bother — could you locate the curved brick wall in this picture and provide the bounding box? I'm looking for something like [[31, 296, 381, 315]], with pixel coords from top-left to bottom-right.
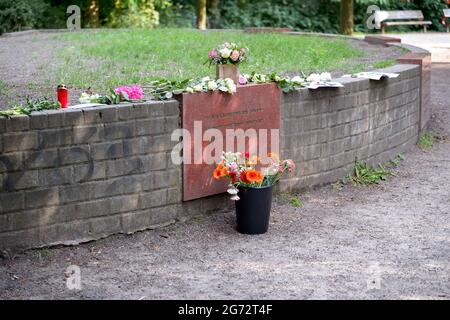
[[280, 64, 421, 190], [0, 63, 422, 253]]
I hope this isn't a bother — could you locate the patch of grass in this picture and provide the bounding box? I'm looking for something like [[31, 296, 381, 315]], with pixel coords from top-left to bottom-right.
[[290, 197, 303, 208], [56, 28, 365, 92], [391, 154, 405, 167], [36, 248, 54, 259], [345, 160, 394, 186], [417, 131, 441, 150], [373, 58, 396, 69]]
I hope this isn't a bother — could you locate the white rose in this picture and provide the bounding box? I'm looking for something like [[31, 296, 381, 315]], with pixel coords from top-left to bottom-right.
[[225, 78, 237, 93], [193, 84, 203, 92], [79, 93, 91, 104], [306, 73, 321, 83], [185, 87, 194, 93], [320, 72, 332, 81], [291, 76, 304, 84], [220, 48, 232, 59], [207, 81, 218, 91]]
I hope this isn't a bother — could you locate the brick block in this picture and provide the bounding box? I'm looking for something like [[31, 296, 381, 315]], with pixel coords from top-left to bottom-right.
[[73, 163, 106, 182], [73, 125, 103, 144], [25, 187, 59, 209], [91, 141, 123, 160], [89, 179, 124, 199], [3, 170, 39, 191], [167, 187, 182, 204], [83, 106, 117, 124], [104, 121, 135, 140], [45, 110, 65, 128], [136, 118, 165, 136], [121, 206, 177, 234], [0, 116, 6, 133], [29, 112, 48, 129], [39, 128, 72, 147], [3, 132, 38, 152], [63, 108, 84, 126], [116, 104, 135, 120], [6, 115, 30, 131], [164, 101, 180, 116], [76, 198, 112, 219], [110, 194, 139, 214], [0, 153, 22, 173], [89, 215, 122, 235], [58, 145, 91, 165], [144, 153, 166, 171], [106, 157, 145, 177], [22, 149, 58, 169], [3, 205, 76, 232], [60, 183, 91, 203], [122, 137, 150, 156], [145, 103, 165, 117], [39, 167, 73, 187], [0, 191, 24, 213], [139, 189, 167, 209], [122, 175, 145, 194]]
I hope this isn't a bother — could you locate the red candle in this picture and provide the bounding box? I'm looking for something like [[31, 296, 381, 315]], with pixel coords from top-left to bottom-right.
[[57, 84, 68, 108]]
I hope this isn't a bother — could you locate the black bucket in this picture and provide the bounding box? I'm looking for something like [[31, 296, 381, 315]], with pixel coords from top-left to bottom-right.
[[235, 185, 274, 235]]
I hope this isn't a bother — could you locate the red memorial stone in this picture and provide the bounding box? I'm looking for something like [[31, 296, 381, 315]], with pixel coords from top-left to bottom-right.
[[179, 83, 281, 201]]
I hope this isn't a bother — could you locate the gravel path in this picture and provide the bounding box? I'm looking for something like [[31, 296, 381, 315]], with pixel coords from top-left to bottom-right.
[[0, 35, 449, 300]]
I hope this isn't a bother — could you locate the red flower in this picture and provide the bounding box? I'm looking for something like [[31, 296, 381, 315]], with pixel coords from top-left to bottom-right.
[[244, 151, 250, 159], [240, 171, 249, 183], [229, 172, 238, 183]]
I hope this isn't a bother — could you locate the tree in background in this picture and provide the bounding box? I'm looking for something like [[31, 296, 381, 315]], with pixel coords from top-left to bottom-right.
[[208, 0, 221, 29], [340, 0, 353, 35], [87, 0, 100, 27], [109, 0, 160, 28], [197, 0, 207, 29]]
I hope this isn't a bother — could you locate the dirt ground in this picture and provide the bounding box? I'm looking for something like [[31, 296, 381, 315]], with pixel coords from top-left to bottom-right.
[[0, 31, 402, 110], [0, 33, 449, 300]]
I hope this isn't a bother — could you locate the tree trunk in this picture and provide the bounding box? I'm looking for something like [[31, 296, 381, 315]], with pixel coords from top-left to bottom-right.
[[88, 0, 100, 27], [340, 0, 353, 35], [209, 0, 221, 29], [198, 0, 207, 30]]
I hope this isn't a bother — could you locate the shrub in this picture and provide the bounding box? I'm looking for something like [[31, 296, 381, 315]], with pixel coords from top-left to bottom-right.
[[0, 0, 35, 34]]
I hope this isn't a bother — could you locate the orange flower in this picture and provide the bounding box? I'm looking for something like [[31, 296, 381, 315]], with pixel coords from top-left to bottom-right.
[[213, 167, 223, 180], [221, 166, 229, 176], [246, 169, 263, 184], [213, 162, 225, 180]]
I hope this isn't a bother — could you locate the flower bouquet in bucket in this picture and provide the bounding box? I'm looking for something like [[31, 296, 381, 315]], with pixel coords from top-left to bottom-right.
[[207, 42, 249, 84], [213, 152, 295, 234]]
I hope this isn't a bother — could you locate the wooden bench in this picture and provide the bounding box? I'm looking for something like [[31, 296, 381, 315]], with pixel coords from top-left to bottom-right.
[[376, 10, 432, 33], [442, 9, 450, 33]]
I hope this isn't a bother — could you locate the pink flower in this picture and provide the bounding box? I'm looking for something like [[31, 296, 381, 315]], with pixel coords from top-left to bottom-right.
[[230, 50, 240, 62], [238, 75, 248, 85], [115, 85, 144, 100], [208, 50, 218, 59], [284, 159, 295, 173]]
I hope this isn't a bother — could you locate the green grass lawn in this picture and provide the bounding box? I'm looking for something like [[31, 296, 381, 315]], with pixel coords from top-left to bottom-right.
[[56, 28, 365, 92]]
